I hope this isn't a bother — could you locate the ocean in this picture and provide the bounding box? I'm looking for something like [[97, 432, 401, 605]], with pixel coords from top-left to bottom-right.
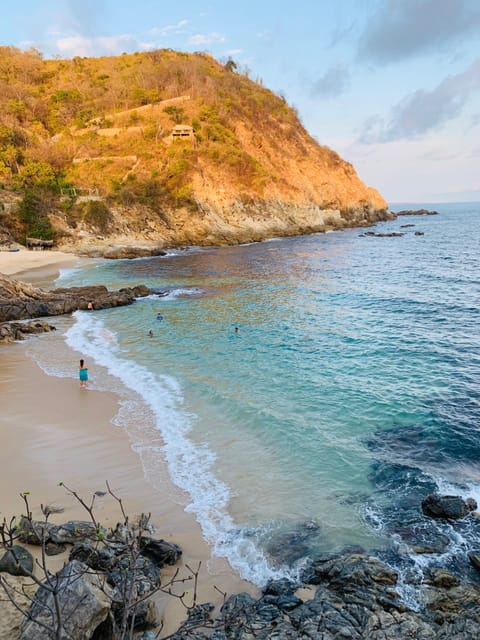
[[26, 202, 480, 601]]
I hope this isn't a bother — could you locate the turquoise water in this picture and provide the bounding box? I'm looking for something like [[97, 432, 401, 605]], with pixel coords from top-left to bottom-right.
[[32, 202, 480, 588]]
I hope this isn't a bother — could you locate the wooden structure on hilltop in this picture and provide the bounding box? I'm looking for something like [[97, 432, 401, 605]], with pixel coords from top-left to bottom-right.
[[26, 237, 54, 250]]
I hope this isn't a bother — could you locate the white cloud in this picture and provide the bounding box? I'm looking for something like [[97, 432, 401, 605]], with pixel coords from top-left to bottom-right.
[[149, 20, 188, 37], [310, 64, 350, 99], [358, 0, 480, 63], [225, 49, 243, 56], [359, 58, 480, 143], [188, 32, 226, 45], [54, 34, 148, 57]]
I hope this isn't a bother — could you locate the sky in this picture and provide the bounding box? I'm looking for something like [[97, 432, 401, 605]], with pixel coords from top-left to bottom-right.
[[1, 0, 480, 204]]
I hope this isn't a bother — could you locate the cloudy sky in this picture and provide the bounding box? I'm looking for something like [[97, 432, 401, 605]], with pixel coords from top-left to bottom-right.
[[1, 0, 480, 203]]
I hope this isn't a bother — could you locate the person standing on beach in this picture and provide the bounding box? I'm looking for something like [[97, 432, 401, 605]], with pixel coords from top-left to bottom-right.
[[79, 359, 89, 388]]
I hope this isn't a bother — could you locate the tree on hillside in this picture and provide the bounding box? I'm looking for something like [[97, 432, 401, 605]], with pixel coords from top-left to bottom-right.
[[224, 58, 238, 73]]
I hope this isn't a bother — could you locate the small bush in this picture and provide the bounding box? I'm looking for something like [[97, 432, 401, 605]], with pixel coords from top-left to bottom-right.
[[18, 189, 56, 240], [83, 200, 112, 231]]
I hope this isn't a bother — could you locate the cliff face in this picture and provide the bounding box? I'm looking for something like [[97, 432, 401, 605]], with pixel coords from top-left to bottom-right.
[[0, 47, 388, 251]]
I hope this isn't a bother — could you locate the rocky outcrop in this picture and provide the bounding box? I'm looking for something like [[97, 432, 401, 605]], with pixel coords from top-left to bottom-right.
[[0, 319, 56, 343], [360, 231, 405, 237], [0, 273, 150, 322], [396, 209, 439, 216], [20, 560, 114, 640], [169, 552, 480, 639], [6, 512, 183, 639], [421, 494, 477, 520]]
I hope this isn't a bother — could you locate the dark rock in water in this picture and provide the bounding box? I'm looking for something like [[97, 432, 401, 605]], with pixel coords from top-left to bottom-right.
[[102, 246, 167, 259], [468, 552, 480, 573], [412, 536, 450, 555], [0, 545, 33, 576], [149, 288, 169, 297], [389, 523, 450, 554], [466, 497, 477, 511], [426, 568, 460, 588], [422, 494, 477, 520], [414, 231, 425, 235], [361, 231, 405, 237], [400, 224, 415, 228], [396, 209, 439, 216], [168, 549, 480, 640], [265, 519, 322, 565]]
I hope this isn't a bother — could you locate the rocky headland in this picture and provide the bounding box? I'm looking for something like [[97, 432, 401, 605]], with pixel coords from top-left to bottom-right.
[[0, 47, 393, 258], [0, 273, 150, 324]]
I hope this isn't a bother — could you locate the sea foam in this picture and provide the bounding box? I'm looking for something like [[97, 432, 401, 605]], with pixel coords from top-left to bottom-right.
[[65, 310, 288, 585]]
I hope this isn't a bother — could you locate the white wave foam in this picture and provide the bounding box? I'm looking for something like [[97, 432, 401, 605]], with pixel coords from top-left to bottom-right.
[[435, 477, 480, 504], [55, 266, 83, 284], [152, 287, 204, 301], [64, 311, 287, 585]]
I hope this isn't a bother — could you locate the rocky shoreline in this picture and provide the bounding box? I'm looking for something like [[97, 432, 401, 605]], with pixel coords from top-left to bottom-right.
[[1, 492, 480, 639], [0, 273, 150, 324]]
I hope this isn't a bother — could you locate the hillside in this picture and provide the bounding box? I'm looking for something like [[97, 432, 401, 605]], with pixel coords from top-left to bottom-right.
[[0, 46, 389, 253]]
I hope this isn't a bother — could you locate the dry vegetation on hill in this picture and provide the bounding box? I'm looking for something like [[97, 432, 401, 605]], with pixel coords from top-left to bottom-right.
[[0, 46, 388, 251]]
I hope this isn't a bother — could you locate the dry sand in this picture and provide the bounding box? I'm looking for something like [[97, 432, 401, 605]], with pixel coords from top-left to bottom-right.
[[0, 248, 80, 277], [0, 260, 256, 638]]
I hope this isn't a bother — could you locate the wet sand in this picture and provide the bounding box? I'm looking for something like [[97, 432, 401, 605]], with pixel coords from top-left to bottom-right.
[[0, 261, 256, 637]]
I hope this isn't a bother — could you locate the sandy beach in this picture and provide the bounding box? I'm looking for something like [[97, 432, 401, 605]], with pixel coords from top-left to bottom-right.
[[0, 248, 80, 277], [0, 254, 255, 638]]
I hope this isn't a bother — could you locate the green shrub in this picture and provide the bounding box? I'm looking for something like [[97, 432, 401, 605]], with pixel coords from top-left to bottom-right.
[[83, 200, 112, 231], [163, 106, 185, 124], [18, 189, 55, 240]]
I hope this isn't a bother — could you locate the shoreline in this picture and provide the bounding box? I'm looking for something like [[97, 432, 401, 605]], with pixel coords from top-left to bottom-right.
[[0, 248, 81, 278], [0, 256, 256, 637]]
